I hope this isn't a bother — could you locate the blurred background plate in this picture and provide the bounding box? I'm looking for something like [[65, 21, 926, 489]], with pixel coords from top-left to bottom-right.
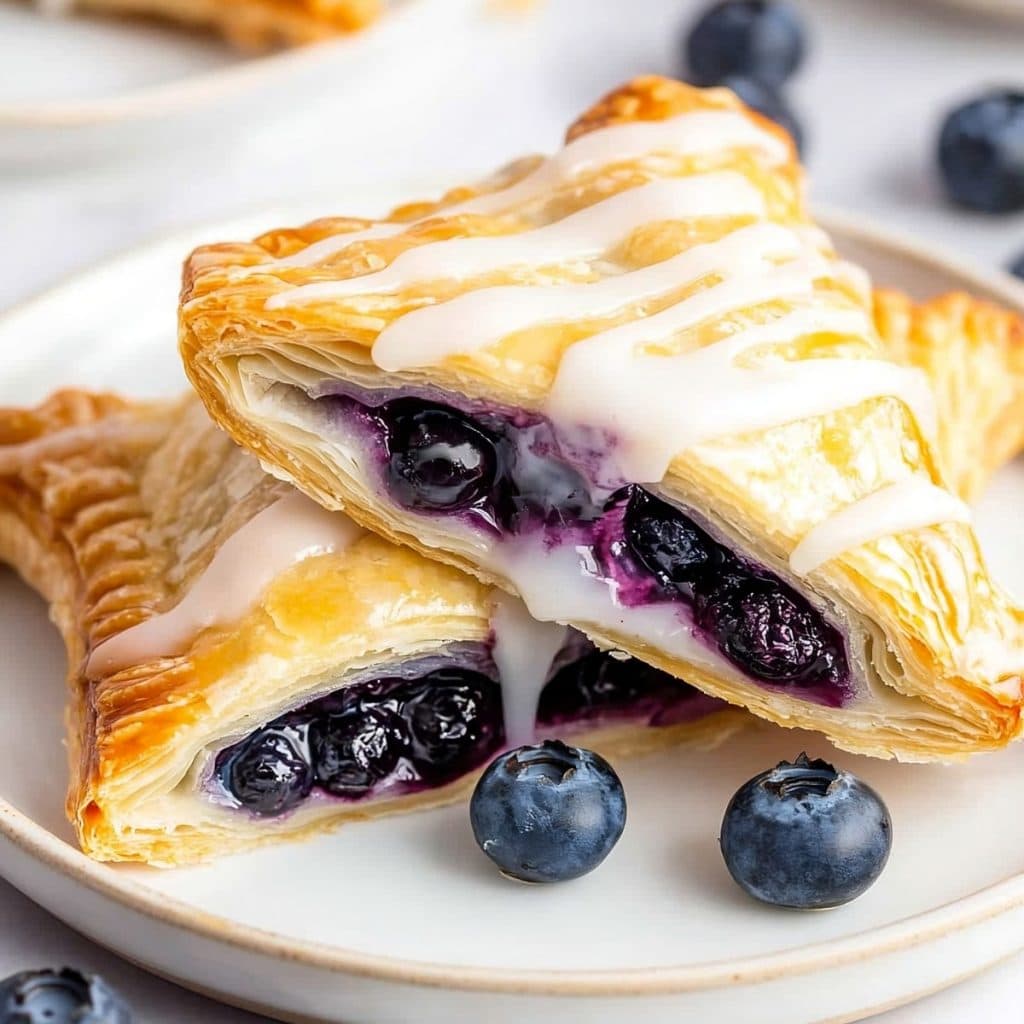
[[0, 0, 480, 165], [1, 189, 1024, 1024]]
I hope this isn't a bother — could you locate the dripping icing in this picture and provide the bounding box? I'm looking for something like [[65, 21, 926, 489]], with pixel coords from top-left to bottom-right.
[[490, 594, 568, 745], [789, 479, 972, 576], [86, 492, 364, 677]]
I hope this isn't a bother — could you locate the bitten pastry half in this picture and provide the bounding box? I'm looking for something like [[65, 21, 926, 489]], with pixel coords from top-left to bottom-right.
[[0, 389, 739, 866], [32, 0, 380, 49], [179, 75, 1024, 762]]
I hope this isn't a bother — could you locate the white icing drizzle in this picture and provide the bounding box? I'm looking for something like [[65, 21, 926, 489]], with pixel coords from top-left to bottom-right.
[[490, 539, 724, 674], [86, 492, 364, 677], [490, 593, 568, 745], [252, 110, 784, 280], [546, 304, 937, 483], [438, 110, 789, 219], [236, 222, 406, 277], [265, 174, 766, 307], [370, 221, 826, 370], [789, 479, 972, 576]]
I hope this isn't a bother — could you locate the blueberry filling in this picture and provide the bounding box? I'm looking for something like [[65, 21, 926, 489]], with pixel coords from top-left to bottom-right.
[[537, 650, 702, 726], [215, 649, 708, 817], [223, 725, 314, 817], [310, 707, 406, 796], [352, 396, 849, 699], [385, 400, 498, 512]]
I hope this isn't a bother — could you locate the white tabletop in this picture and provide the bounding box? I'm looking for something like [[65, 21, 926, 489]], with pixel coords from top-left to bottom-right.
[[2, 0, 1023, 1020]]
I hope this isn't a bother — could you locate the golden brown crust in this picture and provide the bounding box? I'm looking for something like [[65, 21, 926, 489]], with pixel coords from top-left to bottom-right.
[[178, 76, 1024, 761], [873, 289, 1024, 503]]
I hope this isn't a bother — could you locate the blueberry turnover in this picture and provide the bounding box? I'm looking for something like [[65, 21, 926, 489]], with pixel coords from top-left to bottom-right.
[[180, 77, 1024, 762], [0, 391, 740, 866]]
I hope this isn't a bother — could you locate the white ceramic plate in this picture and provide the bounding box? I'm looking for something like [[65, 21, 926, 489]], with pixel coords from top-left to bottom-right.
[[2, 195, 1024, 1024], [0, 0, 479, 165]]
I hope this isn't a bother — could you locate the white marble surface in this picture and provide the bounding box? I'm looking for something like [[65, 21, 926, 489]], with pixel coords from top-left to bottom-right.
[[1, 0, 1023, 1020]]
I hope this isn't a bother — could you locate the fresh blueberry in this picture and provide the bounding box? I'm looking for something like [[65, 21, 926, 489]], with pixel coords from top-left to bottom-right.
[[623, 488, 716, 588], [695, 575, 840, 686], [309, 707, 406, 796], [401, 668, 504, 782], [1009, 251, 1024, 280], [938, 91, 1024, 213], [719, 74, 804, 154], [0, 967, 133, 1024], [720, 753, 892, 909], [222, 726, 312, 816], [537, 650, 682, 724], [470, 740, 626, 883], [383, 400, 498, 512], [685, 1, 805, 89]]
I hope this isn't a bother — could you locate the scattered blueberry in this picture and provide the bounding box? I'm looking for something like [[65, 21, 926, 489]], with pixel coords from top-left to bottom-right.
[[401, 668, 504, 782], [720, 753, 892, 909], [384, 400, 498, 512], [718, 74, 804, 154], [1009, 251, 1024, 280], [623, 488, 715, 588], [470, 740, 626, 883], [685, 1, 805, 89], [938, 91, 1024, 213], [0, 968, 132, 1024], [309, 707, 406, 796], [222, 726, 312, 816], [695, 575, 840, 686]]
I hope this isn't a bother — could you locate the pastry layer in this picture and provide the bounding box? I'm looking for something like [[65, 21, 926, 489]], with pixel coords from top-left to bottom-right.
[[180, 76, 1024, 761]]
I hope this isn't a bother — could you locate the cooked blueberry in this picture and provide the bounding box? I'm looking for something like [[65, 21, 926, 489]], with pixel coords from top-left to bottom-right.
[[401, 668, 503, 782], [720, 753, 892, 909], [685, 1, 805, 89], [624, 489, 715, 588], [1010, 251, 1024, 280], [383, 400, 498, 511], [470, 740, 626, 883], [696, 575, 840, 685], [719, 74, 803, 154], [309, 707, 406, 796], [537, 651, 681, 723], [222, 727, 312, 816], [938, 91, 1024, 213], [0, 968, 133, 1024]]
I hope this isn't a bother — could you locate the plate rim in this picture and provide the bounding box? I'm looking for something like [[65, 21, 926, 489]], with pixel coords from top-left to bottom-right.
[[0, 0, 466, 127], [1, 203, 1023, 997]]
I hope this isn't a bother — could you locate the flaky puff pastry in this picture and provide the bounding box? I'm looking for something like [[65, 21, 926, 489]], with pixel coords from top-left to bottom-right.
[[180, 75, 1024, 761], [874, 289, 1024, 504], [40, 0, 379, 49], [0, 389, 740, 866]]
